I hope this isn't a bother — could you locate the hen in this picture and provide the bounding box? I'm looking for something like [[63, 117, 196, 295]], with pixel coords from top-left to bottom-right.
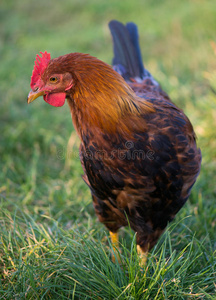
[[27, 20, 201, 263]]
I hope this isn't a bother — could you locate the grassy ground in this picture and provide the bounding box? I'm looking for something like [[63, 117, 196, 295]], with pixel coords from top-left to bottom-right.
[[0, 0, 216, 299]]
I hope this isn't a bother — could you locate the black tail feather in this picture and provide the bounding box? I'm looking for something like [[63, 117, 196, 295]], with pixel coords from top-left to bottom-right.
[[109, 20, 158, 85], [109, 20, 140, 80], [125, 22, 145, 78]]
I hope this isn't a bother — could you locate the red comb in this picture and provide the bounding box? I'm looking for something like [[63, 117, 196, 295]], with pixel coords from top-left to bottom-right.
[[30, 51, 51, 89]]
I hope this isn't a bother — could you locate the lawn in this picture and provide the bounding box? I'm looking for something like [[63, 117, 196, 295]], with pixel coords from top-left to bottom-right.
[[0, 0, 216, 299]]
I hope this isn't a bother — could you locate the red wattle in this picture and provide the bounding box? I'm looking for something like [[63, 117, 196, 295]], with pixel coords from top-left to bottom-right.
[[43, 93, 66, 107]]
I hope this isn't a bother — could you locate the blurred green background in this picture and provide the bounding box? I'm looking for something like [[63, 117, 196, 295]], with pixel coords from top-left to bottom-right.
[[0, 0, 216, 298]]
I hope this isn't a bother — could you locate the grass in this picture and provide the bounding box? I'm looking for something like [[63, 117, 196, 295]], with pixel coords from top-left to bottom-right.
[[0, 0, 216, 298]]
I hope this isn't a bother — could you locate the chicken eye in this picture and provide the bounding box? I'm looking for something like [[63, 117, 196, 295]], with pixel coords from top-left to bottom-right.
[[49, 76, 58, 83]]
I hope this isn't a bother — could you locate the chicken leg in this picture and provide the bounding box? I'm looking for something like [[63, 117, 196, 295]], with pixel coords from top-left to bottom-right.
[[137, 245, 148, 266], [110, 231, 121, 263]]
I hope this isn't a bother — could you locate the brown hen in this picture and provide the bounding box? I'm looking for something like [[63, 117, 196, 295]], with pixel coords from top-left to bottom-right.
[[27, 20, 201, 263]]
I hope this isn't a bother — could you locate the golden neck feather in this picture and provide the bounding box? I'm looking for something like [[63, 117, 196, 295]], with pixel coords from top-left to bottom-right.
[[66, 54, 154, 136]]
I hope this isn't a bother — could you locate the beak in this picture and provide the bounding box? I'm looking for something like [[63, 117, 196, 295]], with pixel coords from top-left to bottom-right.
[[27, 90, 45, 104]]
